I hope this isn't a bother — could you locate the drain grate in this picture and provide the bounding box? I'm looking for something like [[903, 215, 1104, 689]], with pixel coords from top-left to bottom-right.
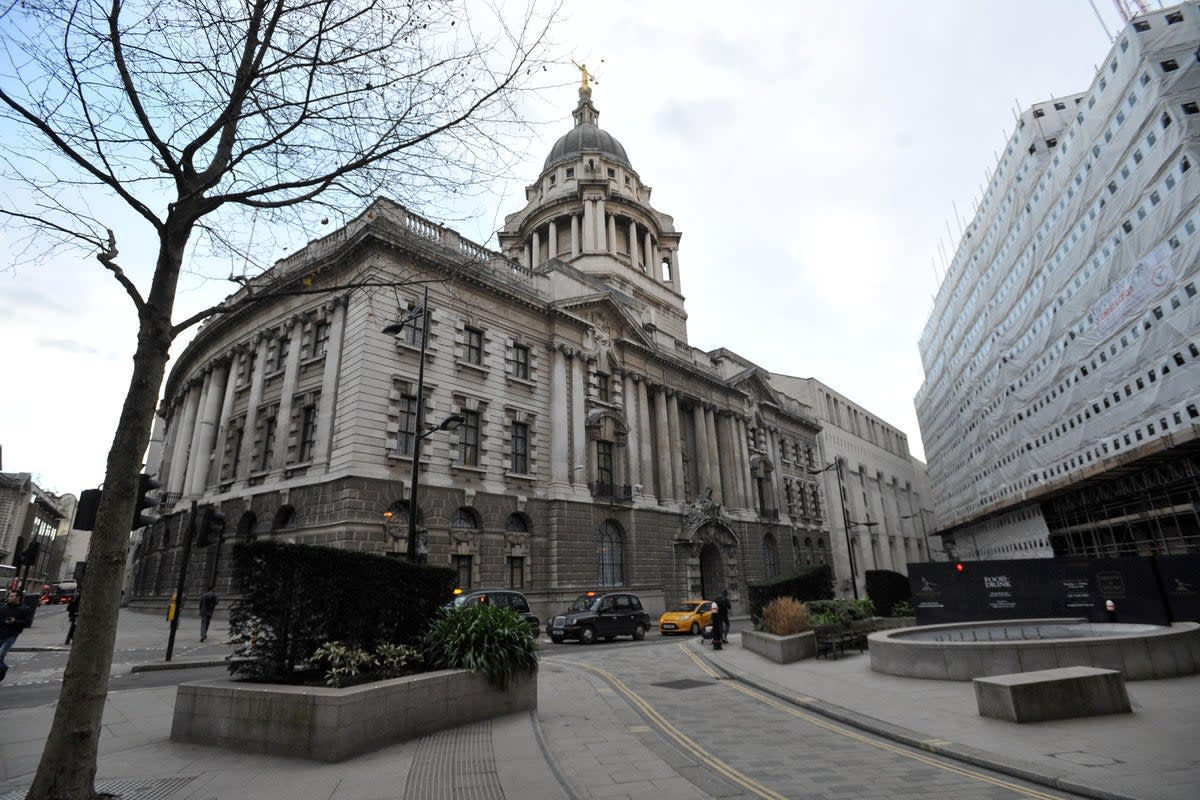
[[0, 776, 195, 800], [651, 678, 715, 690]]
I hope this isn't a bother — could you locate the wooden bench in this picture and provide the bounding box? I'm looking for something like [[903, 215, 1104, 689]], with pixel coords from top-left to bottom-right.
[[974, 666, 1131, 723]]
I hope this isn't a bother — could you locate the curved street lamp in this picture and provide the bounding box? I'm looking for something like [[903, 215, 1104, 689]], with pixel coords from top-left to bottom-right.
[[808, 460, 860, 599], [383, 286, 463, 562]]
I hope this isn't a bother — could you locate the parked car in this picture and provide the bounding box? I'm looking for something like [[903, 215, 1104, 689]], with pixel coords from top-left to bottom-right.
[[658, 599, 715, 636], [450, 589, 540, 637], [549, 591, 651, 644], [41, 582, 78, 605]]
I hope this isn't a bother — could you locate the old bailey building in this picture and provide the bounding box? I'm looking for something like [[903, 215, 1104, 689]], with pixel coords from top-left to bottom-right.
[[130, 81, 921, 621]]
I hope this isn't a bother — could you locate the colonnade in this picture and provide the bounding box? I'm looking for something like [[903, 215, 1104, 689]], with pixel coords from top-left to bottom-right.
[[521, 204, 680, 291], [157, 299, 346, 501], [547, 344, 788, 511]]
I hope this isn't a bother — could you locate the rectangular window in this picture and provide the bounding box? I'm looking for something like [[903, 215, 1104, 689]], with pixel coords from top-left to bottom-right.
[[596, 372, 609, 402], [596, 440, 614, 486], [276, 336, 290, 372], [312, 322, 329, 358], [512, 344, 530, 379], [453, 555, 473, 590], [510, 421, 529, 474], [397, 394, 417, 456], [259, 414, 277, 472], [227, 422, 244, 480], [243, 353, 255, 386], [464, 327, 483, 364], [405, 306, 425, 347], [507, 556, 525, 589], [298, 403, 318, 462], [459, 410, 480, 466]]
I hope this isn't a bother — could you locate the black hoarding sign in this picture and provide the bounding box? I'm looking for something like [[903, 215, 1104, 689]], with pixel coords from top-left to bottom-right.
[[909, 557, 1169, 626], [1156, 554, 1200, 623]]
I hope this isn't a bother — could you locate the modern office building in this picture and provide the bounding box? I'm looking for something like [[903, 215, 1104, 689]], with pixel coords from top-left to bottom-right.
[[916, 2, 1200, 561], [128, 82, 894, 621]]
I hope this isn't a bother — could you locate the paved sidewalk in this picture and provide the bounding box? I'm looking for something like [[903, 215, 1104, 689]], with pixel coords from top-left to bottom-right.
[[697, 633, 1200, 800]]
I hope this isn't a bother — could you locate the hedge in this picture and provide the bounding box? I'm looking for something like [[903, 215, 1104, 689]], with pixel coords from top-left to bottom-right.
[[746, 564, 833, 622], [864, 569, 912, 618], [228, 540, 457, 680]]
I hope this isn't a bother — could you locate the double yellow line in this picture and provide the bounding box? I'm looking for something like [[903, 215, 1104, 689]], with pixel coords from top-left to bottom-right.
[[563, 658, 788, 800], [678, 644, 1069, 800], [562, 648, 1069, 800]]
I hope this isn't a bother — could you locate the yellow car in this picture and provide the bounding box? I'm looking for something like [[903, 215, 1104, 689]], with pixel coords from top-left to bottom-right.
[[658, 599, 716, 636]]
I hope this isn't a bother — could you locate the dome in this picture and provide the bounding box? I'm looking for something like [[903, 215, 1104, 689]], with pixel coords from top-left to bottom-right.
[[543, 122, 632, 173]]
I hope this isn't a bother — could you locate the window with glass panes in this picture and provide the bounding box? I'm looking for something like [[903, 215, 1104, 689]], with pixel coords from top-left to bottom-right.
[[276, 336, 290, 371], [464, 327, 483, 364], [298, 402, 319, 462], [397, 394, 417, 456], [259, 414, 277, 471], [598, 521, 624, 586], [453, 555, 473, 589], [507, 556, 525, 588], [459, 410, 480, 466], [405, 306, 425, 347], [596, 441, 614, 486], [596, 372, 609, 402], [312, 322, 329, 358], [512, 344, 530, 379], [510, 421, 528, 473], [764, 533, 779, 578]]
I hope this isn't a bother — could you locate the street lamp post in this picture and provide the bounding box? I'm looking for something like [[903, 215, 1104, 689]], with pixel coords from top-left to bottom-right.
[[808, 459, 859, 600], [383, 287, 463, 562]]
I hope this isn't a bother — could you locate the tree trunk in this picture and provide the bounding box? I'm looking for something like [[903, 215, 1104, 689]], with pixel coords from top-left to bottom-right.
[[26, 226, 186, 800]]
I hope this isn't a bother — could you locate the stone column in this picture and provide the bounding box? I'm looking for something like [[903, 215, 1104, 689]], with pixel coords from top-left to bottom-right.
[[189, 361, 229, 494], [236, 336, 269, 479], [607, 213, 617, 256], [692, 404, 711, 499], [531, 229, 541, 268], [669, 249, 682, 291], [628, 219, 639, 269], [570, 352, 586, 485], [704, 406, 722, 505], [211, 355, 239, 483], [595, 198, 607, 252], [313, 299, 346, 466], [166, 384, 201, 496], [182, 369, 215, 495], [637, 379, 654, 498], [582, 202, 594, 252], [570, 214, 580, 258], [765, 427, 784, 514], [548, 220, 558, 259], [550, 346, 569, 486], [717, 414, 737, 507], [523, 241, 531, 270], [271, 318, 303, 471], [623, 373, 640, 492], [667, 391, 684, 501], [653, 386, 670, 502], [735, 418, 752, 510], [644, 230, 654, 276]]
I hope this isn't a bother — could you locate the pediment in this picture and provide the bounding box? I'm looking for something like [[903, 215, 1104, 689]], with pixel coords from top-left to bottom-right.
[[552, 293, 655, 351]]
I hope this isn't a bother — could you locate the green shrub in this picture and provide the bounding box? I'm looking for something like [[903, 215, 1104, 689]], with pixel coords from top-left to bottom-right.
[[865, 569, 912, 617], [891, 601, 915, 617], [227, 540, 456, 680], [806, 598, 871, 626], [421, 603, 538, 690], [310, 641, 425, 688], [852, 598, 876, 618], [746, 564, 833, 622]]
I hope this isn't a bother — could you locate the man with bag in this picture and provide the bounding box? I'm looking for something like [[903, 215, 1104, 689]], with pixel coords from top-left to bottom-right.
[[0, 591, 34, 681]]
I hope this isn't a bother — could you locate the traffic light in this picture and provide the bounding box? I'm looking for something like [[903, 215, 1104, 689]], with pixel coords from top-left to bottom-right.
[[75, 489, 103, 531], [131, 474, 162, 530], [195, 505, 225, 548]]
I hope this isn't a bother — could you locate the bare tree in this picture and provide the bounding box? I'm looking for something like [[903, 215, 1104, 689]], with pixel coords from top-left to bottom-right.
[[0, 1, 558, 796]]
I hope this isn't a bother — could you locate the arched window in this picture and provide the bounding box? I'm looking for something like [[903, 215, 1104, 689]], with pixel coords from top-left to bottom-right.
[[804, 536, 813, 547], [504, 513, 530, 532], [598, 520, 624, 586], [384, 501, 424, 526], [763, 533, 779, 578], [272, 504, 297, 530], [450, 507, 479, 529], [237, 511, 257, 541]]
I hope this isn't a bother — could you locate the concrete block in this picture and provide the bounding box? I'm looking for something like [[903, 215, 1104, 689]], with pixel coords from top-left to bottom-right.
[[974, 666, 1132, 723], [1145, 633, 1182, 679], [741, 630, 815, 664]]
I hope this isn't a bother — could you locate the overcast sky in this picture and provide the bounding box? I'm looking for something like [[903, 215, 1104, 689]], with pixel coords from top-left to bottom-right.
[[1, 0, 1137, 495]]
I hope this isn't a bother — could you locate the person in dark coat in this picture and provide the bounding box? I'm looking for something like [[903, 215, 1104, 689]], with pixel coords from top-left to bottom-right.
[[65, 592, 80, 645], [0, 591, 34, 681], [715, 589, 732, 644], [198, 588, 218, 642]]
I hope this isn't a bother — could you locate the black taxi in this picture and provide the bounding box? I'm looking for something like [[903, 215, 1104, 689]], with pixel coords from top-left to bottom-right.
[[549, 591, 651, 644]]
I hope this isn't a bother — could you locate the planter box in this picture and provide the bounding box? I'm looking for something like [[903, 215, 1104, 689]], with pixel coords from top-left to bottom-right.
[[876, 616, 916, 629], [171, 668, 537, 762], [741, 629, 816, 663]]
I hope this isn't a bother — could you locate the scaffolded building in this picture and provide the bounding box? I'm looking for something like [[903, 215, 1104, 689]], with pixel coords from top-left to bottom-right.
[[916, 2, 1200, 560]]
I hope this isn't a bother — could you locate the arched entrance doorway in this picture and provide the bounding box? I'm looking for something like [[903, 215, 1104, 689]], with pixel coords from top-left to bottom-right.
[[699, 542, 724, 599]]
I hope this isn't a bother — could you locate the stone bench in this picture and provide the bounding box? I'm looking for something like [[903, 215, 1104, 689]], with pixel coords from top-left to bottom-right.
[[973, 666, 1131, 723]]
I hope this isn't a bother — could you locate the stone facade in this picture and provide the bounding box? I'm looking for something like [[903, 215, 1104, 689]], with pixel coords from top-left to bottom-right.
[[131, 85, 836, 622]]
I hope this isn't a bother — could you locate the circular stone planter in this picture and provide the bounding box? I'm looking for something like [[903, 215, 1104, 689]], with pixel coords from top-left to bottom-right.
[[868, 618, 1200, 681]]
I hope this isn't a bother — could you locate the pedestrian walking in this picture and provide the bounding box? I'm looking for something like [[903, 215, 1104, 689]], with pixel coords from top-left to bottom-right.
[[65, 591, 80, 645], [0, 591, 34, 682], [715, 589, 732, 645], [198, 588, 218, 642]]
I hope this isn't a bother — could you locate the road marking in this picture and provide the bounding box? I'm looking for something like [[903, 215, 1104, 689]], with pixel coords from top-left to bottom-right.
[[677, 644, 1068, 800], [562, 659, 788, 800], [628, 725, 651, 733]]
